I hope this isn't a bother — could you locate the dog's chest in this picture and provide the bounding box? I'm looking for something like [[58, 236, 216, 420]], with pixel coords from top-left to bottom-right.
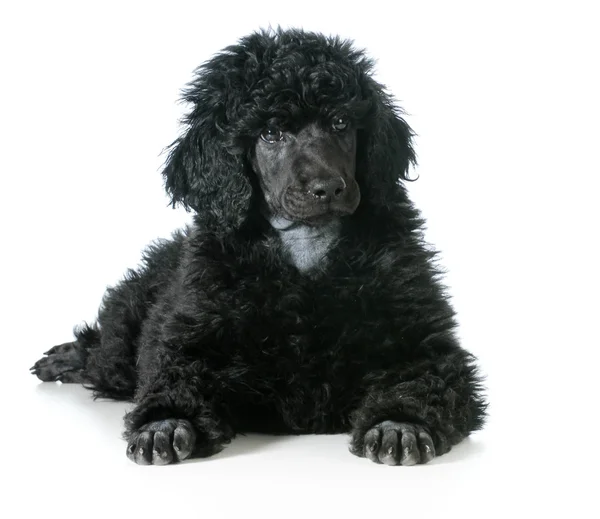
[[273, 219, 341, 273]]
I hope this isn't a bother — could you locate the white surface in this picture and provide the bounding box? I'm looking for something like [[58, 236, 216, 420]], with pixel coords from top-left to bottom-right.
[[1, 1, 598, 517]]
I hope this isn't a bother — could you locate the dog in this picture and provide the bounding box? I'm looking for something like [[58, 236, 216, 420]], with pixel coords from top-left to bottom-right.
[[31, 28, 486, 466]]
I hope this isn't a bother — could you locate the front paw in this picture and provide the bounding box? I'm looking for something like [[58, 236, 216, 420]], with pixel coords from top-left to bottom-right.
[[126, 419, 196, 465], [350, 421, 435, 466]]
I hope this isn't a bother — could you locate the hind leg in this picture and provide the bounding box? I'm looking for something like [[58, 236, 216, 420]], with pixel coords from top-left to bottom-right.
[[30, 341, 88, 383]]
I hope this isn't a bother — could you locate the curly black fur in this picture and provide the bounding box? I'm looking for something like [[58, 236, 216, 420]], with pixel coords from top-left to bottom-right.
[[31, 28, 486, 466]]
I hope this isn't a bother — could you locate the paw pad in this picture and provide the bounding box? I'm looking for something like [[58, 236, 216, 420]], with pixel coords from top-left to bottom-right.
[[126, 419, 196, 466], [350, 421, 436, 466]]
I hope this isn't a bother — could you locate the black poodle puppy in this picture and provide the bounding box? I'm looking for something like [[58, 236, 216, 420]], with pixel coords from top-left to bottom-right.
[[31, 28, 486, 466]]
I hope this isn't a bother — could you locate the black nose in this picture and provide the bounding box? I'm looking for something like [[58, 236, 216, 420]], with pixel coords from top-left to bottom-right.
[[307, 177, 347, 202]]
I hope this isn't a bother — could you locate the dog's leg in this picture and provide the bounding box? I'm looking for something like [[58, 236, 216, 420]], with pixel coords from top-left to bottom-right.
[[30, 341, 88, 383], [31, 321, 137, 400], [31, 235, 184, 398], [348, 350, 486, 465], [121, 347, 235, 465], [123, 395, 234, 465]]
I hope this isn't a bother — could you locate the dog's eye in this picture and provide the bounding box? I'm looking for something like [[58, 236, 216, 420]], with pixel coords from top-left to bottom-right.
[[332, 117, 348, 131], [260, 128, 284, 143]]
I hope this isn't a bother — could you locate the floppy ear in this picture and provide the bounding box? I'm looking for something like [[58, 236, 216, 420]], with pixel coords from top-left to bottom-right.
[[162, 63, 253, 233], [358, 79, 417, 207]]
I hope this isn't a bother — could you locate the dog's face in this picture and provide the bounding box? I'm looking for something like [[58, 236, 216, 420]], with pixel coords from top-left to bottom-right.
[[251, 120, 361, 226], [162, 29, 416, 233]]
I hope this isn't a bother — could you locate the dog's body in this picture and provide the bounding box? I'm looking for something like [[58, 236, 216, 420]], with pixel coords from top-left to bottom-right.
[[32, 29, 486, 465]]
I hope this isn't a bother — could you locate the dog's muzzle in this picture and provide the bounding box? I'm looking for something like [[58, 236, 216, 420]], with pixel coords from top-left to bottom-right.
[[282, 176, 361, 222]]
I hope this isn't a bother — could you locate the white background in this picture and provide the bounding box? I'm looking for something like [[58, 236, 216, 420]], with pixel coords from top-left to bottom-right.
[[1, 1, 598, 517]]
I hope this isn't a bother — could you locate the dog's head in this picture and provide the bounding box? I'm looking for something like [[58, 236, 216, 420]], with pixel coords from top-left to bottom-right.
[[163, 28, 415, 232]]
